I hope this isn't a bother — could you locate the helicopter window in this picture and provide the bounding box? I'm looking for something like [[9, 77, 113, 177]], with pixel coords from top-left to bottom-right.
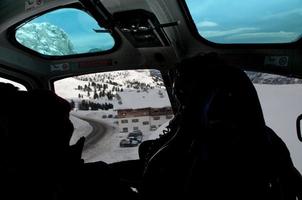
[[185, 0, 302, 44], [15, 8, 115, 56]]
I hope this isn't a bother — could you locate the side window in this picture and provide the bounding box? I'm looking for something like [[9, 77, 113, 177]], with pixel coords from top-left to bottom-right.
[[245, 71, 302, 173], [54, 69, 173, 163], [15, 8, 115, 56], [132, 119, 139, 123], [121, 120, 128, 124], [0, 77, 27, 91]]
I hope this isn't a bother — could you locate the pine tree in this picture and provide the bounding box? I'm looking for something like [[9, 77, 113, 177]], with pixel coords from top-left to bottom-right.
[[93, 91, 99, 99], [70, 100, 75, 109]]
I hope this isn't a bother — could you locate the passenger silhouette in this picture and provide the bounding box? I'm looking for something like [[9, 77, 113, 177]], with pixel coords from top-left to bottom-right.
[[141, 54, 302, 200], [0, 86, 82, 199], [0, 84, 137, 200]]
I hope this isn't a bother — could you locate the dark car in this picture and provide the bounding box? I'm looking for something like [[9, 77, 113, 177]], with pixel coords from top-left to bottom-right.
[[119, 138, 140, 147], [127, 130, 143, 143]]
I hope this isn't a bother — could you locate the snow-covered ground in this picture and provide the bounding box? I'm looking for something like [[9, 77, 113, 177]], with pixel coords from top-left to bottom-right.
[[69, 109, 169, 163], [68, 84, 302, 173], [114, 88, 171, 110], [70, 109, 138, 163], [69, 115, 92, 145], [54, 70, 163, 103], [255, 84, 302, 173]]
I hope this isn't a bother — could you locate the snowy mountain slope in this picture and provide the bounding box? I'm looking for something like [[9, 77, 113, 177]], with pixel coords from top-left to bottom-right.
[[55, 69, 166, 109], [16, 22, 75, 56], [114, 88, 171, 110], [75, 70, 164, 89]]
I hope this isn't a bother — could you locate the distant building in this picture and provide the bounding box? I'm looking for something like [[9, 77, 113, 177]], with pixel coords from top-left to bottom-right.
[[114, 89, 173, 134], [116, 107, 173, 133]]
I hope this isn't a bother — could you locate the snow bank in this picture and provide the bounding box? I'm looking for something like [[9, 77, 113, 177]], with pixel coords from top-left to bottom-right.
[[16, 22, 75, 56], [69, 115, 92, 145]]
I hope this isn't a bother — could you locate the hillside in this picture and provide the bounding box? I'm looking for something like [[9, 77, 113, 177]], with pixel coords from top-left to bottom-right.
[[55, 69, 167, 111], [55, 69, 302, 111], [16, 22, 75, 56]]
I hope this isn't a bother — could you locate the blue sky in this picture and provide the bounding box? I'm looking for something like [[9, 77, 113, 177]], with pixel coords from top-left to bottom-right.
[[24, 1, 302, 48], [31, 8, 115, 53], [185, 0, 302, 43]]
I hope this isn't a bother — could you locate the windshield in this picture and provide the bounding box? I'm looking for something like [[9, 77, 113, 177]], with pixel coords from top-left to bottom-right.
[[185, 0, 302, 44]]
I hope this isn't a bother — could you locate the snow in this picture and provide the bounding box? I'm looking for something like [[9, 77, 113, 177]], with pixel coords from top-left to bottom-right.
[[69, 109, 170, 163], [114, 89, 171, 110], [54, 70, 164, 107], [76, 70, 161, 88], [16, 22, 75, 56], [70, 110, 140, 163], [53, 69, 302, 173], [55, 77, 85, 99], [69, 115, 92, 145], [67, 84, 302, 174], [145, 120, 170, 140], [255, 84, 302, 173]]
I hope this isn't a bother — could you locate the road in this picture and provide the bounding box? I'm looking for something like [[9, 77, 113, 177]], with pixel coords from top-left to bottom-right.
[[76, 117, 107, 152]]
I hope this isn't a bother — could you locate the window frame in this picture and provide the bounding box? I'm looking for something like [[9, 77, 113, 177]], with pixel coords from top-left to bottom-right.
[[153, 116, 160, 120], [121, 119, 128, 124], [132, 119, 139, 123], [8, 3, 120, 60], [0, 66, 41, 90], [142, 121, 149, 125], [0, 74, 28, 91]]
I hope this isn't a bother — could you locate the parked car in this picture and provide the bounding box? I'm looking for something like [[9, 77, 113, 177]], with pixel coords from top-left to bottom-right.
[[150, 125, 157, 131], [119, 138, 140, 147], [127, 130, 143, 142]]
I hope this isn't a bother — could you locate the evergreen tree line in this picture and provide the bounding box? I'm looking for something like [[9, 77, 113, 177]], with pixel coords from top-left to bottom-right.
[[76, 82, 123, 100], [78, 100, 113, 111], [125, 81, 153, 90]]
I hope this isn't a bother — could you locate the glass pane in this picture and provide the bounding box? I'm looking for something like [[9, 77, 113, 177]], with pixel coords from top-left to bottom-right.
[[54, 69, 173, 163], [185, 0, 302, 44], [15, 8, 115, 56], [246, 71, 302, 173]]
